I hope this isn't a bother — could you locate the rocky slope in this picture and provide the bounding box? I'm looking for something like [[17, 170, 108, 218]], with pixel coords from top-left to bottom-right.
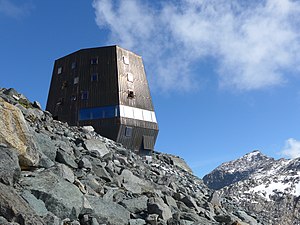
[[0, 87, 260, 225], [203, 151, 300, 225]]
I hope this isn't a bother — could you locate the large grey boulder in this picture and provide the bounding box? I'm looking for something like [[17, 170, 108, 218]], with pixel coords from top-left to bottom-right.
[[33, 132, 57, 161], [0, 182, 45, 225], [55, 149, 78, 169], [84, 139, 110, 157], [20, 170, 83, 219], [51, 163, 75, 183], [21, 190, 48, 217], [86, 196, 130, 225], [147, 197, 173, 221], [0, 147, 21, 186], [169, 155, 193, 174], [118, 169, 151, 194], [120, 196, 148, 213]]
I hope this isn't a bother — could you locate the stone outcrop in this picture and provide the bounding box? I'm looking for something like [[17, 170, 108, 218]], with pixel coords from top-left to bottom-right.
[[0, 96, 39, 168], [0, 88, 260, 225]]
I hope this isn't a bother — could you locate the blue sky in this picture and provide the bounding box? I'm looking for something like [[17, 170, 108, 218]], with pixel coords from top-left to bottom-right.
[[1, 0, 300, 177]]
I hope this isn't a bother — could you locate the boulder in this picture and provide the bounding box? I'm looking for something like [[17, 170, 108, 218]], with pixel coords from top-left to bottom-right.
[[51, 163, 75, 183], [0, 97, 39, 168], [20, 170, 83, 219], [129, 219, 146, 225], [92, 165, 113, 182], [147, 197, 172, 221], [21, 190, 48, 217], [0, 147, 21, 185], [86, 196, 130, 225], [0, 182, 45, 225], [181, 195, 200, 212], [78, 157, 93, 170], [84, 139, 110, 157], [169, 155, 193, 174], [120, 196, 148, 213], [118, 169, 150, 194], [55, 149, 78, 169], [33, 132, 57, 161]]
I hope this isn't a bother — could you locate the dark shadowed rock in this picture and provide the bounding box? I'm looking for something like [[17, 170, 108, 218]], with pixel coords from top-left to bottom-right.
[[147, 197, 172, 221], [0, 147, 21, 186], [55, 149, 78, 169], [0, 182, 45, 225]]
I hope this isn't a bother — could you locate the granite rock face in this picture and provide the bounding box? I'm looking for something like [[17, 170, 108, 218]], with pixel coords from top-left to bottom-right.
[[0, 97, 39, 168], [0, 88, 260, 225], [204, 150, 300, 225]]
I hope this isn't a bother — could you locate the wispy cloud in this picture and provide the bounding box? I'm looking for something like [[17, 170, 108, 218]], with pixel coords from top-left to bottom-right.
[[0, 0, 33, 18], [281, 138, 300, 159], [92, 0, 300, 92]]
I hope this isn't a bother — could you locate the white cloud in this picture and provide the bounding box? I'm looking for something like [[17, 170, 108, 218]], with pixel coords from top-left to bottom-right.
[[92, 0, 300, 92], [281, 138, 300, 159], [0, 0, 33, 18]]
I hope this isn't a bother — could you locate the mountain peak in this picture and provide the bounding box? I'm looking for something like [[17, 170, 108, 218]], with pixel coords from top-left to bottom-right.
[[203, 151, 300, 224], [203, 150, 274, 190]]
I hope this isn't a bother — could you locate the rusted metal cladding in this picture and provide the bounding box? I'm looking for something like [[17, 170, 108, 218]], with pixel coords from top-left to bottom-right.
[[46, 45, 158, 152]]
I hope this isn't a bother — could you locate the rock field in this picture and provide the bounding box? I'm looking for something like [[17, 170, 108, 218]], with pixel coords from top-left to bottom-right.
[[0, 88, 260, 225]]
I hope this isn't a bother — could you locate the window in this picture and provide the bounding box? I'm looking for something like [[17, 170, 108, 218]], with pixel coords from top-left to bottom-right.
[[57, 98, 64, 105], [71, 62, 76, 69], [127, 73, 133, 82], [81, 91, 88, 100], [57, 67, 62, 74], [74, 77, 79, 84], [62, 81, 68, 89], [79, 106, 119, 120], [128, 90, 134, 98], [123, 56, 129, 65], [91, 57, 98, 65], [91, 73, 98, 82], [125, 127, 133, 137]]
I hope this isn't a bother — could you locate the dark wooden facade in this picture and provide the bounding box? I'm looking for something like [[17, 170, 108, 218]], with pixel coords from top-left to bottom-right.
[[46, 46, 158, 153]]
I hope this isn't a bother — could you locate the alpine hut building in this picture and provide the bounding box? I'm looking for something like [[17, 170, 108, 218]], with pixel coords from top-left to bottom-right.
[[46, 46, 159, 155]]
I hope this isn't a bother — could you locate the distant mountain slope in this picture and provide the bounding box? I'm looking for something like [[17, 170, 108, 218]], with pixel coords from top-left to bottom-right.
[[203, 150, 300, 225]]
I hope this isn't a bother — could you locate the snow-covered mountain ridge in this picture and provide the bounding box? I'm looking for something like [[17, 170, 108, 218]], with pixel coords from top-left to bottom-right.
[[203, 150, 300, 225]]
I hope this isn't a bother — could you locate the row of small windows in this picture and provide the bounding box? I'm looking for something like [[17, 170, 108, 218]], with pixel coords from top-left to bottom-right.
[[57, 56, 129, 75], [58, 88, 134, 105], [71, 72, 132, 87], [61, 73, 98, 88]]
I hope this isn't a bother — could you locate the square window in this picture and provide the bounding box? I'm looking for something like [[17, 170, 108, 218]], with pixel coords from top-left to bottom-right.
[[57, 67, 62, 74], [127, 73, 133, 82], [125, 127, 133, 137], [91, 57, 98, 65], [128, 90, 134, 98], [71, 62, 76, 69], [62, 81, 68, 89], [74, 77, 79, 84], [91, 73, 98, 82], [123, 56, 129, 65], [81, 91, 88, 100], [57, 98, 64, 105]]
